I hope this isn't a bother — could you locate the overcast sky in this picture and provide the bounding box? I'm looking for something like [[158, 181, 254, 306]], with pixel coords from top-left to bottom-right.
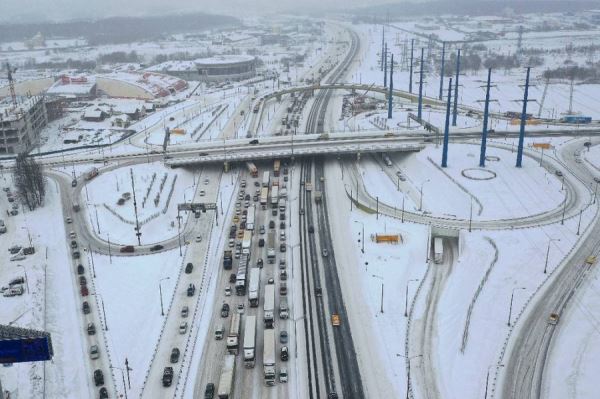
[[0, 0, 391, 23]]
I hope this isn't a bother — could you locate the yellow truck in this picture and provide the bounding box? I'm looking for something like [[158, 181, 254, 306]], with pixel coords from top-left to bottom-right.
[[331, 314, 341, 327]]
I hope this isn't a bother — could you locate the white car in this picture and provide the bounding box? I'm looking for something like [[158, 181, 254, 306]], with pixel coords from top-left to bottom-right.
[[224, 286, 232, 296], [204, 178, 209, 185], [10, 253, 25, 261], [200, 190, 206, 196], [179, 322, 188, 334], [279, 367, 288, 383], [237, 303, 245, 314], [66, 217, 72, 224], [89, 345, 100, 360], [195, 235, 202, 243]]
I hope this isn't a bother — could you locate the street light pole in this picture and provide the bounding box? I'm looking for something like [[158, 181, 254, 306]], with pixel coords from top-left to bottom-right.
[[17, 265, 29, 294], [543, 238, 560, 274], [354, 221, 365, 253], [159, 277, 170, 316], [372, 274, 384, 313], [508, 287, 526, 327], [419, 179, 430, 211]]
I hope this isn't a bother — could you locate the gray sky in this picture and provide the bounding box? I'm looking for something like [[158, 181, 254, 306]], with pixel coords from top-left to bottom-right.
[[0, 0, 387, 23]]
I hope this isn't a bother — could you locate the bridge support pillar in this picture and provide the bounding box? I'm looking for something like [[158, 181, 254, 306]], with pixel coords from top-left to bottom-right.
[[276, 94, 281, 102], [223, 162, 230, 173], [357, 152, 361, 162]]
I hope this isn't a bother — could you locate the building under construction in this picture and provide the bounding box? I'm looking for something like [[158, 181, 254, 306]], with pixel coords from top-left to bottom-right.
[[0, 96, 48, 155]]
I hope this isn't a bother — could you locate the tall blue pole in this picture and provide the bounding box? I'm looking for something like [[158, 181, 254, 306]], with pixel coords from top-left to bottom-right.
[[452, 49, 461, 126], [388, 54, 394, 119], [409, 39, 414, 93], [417, 47, 424, 120], [516, 67, 531, 168], [480, 68, 492, 167], [384, 43, 388, 88], [439, 42, 446, 101], [442, 77, 453, 167]]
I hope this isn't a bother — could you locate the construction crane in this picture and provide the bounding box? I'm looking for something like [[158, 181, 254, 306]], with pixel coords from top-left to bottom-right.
[[6, 62, 17, 107]]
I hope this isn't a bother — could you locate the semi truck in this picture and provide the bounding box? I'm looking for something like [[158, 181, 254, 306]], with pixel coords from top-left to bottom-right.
[[243, 315, 257, 368], [246, 162, 258, 177], [242, 230, 252, 256], [248, 268, 261, 307], [223, 250, 233, 270], [274, 160, 281, 177], [260, 187, 269, 209], [263, 284, 275, 328], [270, 185, 279, 209], [263, 329, 276, 386], [434, 237, 444, 264], [236, 254, 249, 296], [267, 232, 276, 263], [262, 171, 270, 187], [246, 205, 256, 231], [227, 313, 242, 355], [217, 354, 236, 398], [84, 167, 99, 181]]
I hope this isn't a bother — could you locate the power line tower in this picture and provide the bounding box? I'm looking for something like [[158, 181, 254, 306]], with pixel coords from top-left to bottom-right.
[[517, 25, 524, 54], [568, 75, 575, 115], [516, 67, 536, 168], [5, 62, 18, 107]]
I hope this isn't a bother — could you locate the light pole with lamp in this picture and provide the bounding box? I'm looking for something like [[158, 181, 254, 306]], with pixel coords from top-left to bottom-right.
[[543, 238, 560, 274], [110, 366, 129, 399], [286, 243, 301, 279], [484, 364, 504, 399], [183, 184, 195, 204], [21, 226, 32, 247], [17, 265, 29, 294], [354, 220, 365, 253], [404, 279, 419, 317], [508, 287, 526, 327], [396, 353, 423, 399], [419, 179, 430, 211], [92, 292, 109, 331], [159, 277, 170, 316], [372, 274, 384, 313]]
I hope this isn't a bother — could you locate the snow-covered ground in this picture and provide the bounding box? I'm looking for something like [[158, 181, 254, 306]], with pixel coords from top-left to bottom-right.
[[83, 162, 196, 245]]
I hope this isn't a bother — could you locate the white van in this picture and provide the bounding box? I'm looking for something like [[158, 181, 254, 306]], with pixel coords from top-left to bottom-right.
[[215, 325, 225, 340]]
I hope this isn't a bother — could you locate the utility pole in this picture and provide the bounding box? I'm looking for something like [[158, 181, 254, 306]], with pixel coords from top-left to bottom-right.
[[479, 68, 493, 167], [441, 77, 452, 168], [130, 169, 142, 245], [417, 48, 425, 120], [388, 53, 394, 119], [516, 67, 533, 168], [409, 39, 414, 93], [439, 42, 446, 101], [383, 42, 388, 88], [452, 49, 461, 126]]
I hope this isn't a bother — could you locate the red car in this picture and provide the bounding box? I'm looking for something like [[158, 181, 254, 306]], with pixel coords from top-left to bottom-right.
[[81, 285, 89, 297], [120, 245, 134, 253]]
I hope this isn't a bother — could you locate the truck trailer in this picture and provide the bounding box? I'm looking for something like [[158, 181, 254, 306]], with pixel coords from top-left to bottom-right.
[[227, 313, 241, 355], [263, 329, 276, 386], [263, 284, 275, 328], [248, 268, 261, 307], [217, 354, 236, 398], [243, 315, 257, 368], [267, 232, 276, 263]]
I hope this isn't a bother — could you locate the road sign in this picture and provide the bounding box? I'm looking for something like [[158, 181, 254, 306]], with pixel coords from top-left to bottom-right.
[[0, 325, 53, 363]]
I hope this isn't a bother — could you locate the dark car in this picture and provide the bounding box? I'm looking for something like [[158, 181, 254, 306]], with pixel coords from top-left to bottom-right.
[[80, 285, 89, 297], [170, 347, 180, 363], [221, 303, 230, 318], [187, 283, 196, 297], [99, 387, 109, 399], [269, 220, 275, 229], [94, 369, 104, 386], [150, 244, 164, 252], [185, 263, 193, 274], [249, 139, 259, 145], [23, 247, 35, 255], [280, 330, 288, 344], [257, 258, 264, 268], [280, 346, 289, 361], [82, 301, 90, 314], [8, 245, 22, 254], [229, 273, 236, 283], [79, 276, 87, 286], [245, 194, 251, 201], [162, 367, 173, 387], [71, 179, 78, 187], [204, 383, 215, 399], [77, 264, 85, 275], [280, 222, 285, 229], [120, 245, 134, 253], [72, 250, 81, 259], [259, 238, 265, 247], [308, 225, 314, 233], [87, 322, 96, 335]]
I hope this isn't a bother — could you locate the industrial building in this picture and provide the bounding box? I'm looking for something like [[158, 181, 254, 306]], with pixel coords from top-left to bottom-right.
[[145, 60, 199, 81], [0, 96, 48, 155], [195, 55, 256, 82]]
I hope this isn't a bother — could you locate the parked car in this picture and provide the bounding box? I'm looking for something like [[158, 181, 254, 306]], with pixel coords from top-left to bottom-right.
[[150, 244, 164, 251], [187, 284, 196, 297], [10, 253, 25, 261], [89, 345, 100, 360], [179, 322, 188, 334], [221, 303, 230, 318], [170, 347, 180, 363], [94, 369, 104, 386], [22, 247, 35, 255], [185, 263, 194, 274], [8, 245, 22, 254]]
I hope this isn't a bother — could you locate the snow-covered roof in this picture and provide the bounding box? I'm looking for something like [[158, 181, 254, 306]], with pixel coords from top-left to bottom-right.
[[83, 109, 104, 119], [146, 60, 197, 73], [194, 55, 255, 66], [46, 75, 96, 96]]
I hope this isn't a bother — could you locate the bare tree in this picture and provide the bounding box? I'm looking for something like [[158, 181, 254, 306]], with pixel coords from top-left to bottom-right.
[[13, 154, 46, 211]]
